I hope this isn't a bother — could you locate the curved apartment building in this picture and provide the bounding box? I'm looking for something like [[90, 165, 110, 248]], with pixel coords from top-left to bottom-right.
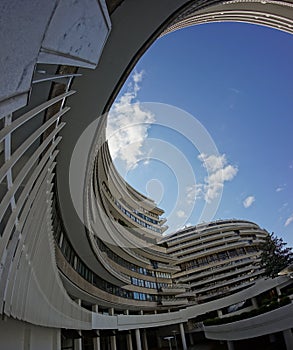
[[1, 1, 293, 350], [160, 220, 268, 303], [96, 141, 168, 236]]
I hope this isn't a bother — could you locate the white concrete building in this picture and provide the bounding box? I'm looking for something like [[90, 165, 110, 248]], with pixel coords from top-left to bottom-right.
[[160, 220, 268, 304], [0, 1, 293, 349]]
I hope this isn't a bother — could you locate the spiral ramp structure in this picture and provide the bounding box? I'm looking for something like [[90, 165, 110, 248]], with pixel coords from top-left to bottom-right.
[[0, 0, 293, 349]]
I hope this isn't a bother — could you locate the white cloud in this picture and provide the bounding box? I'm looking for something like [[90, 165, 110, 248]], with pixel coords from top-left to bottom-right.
[[243, 196, 255, 208], [106, 71, 155, 170], [200, 154, 238, 203], [186, 184, 204, 204], [176, 210, 187, 218], [132, 70, 144, 84], [285, 214, 293, 227], [230, 87, 240, 94], [198, 153, 226, 173], [186, 154, 238, 204], [212, 164, 238, 182], [276, 184, 286, 192]]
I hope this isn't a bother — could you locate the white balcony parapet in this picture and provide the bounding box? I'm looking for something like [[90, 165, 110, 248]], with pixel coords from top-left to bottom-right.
[[204, 303, 293, 341]]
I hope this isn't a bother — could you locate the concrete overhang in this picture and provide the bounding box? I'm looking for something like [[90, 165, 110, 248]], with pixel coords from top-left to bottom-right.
[[54, 0, 293, 326]]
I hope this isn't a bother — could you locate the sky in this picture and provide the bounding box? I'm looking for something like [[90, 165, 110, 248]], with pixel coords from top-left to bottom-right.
[[106, 22, 293, 247]]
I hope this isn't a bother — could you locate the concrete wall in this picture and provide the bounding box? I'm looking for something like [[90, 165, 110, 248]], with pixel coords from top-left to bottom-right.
[[1, 1, 293, 349], [0, 318, 60, 350], [0, 0, 111, 331], [0, 0, 110, 118]]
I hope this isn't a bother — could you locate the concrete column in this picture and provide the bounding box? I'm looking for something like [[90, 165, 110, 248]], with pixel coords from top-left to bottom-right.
[[92, 306, 101, 350], [93, 336, 101, 350], [172, 331, 179, 350], [283, 329, 293, 350], [74, 334, 82, 350], [157, 333, 162, 348], [93, 331, 101, 350], [109, 329, 116, 350], [108, 308, 117, 350], [142, 329, 148, 350], [126, 331, 133, 350], [74, 299, 82, 350], [217, 309, 223, 318], [189, 333, 194, 345], [276, 286, 282, 296], [251, 297, 258, 308], [124, 311, 133, 350], [269, 334, 277, 343], [135, 329, 142, 350], [110, 333, 117, 350], [227, 340, 235, 350], [179, 323, 187, 350]]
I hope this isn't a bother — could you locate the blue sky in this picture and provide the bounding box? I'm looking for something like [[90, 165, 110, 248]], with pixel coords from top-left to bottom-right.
[[106, 22, 293, 246]]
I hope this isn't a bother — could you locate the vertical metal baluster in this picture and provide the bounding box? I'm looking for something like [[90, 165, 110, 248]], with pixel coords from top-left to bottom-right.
[[4, 114, 16, 214], [52, 75, 74, 144]]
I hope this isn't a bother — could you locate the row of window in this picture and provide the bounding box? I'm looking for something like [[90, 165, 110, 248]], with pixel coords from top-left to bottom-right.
[[133, 209, 159, 224], [177, 239, 255, 259], [95, 236, 172, 282], [166, 222, 259, 245], [156, 271, 172, 278], [131, 277, 171, 289], [102, 182, 162, 233], [180, 247, 258, 271], [52, 200, 173, 303], [182, 257, 253, 283], [199, 278, 257, 302], [115, 200, 162, 233], [194, 269, 260, 293], [170, 230, 240, 252], [96, 237, 153, 276], [119, 197, 161, 223]]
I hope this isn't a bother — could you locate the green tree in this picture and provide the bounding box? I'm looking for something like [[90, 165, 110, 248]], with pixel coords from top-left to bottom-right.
[[260, 232, 293, 278]]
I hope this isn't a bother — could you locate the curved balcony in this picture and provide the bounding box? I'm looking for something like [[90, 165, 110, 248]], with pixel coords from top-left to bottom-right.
[[204, 303, 293, 341], [1, 0, 293, 343]]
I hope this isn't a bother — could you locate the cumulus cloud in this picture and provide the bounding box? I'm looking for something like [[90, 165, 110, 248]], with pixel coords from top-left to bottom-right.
[[285, 214, 293, 227], [186, 184, 204, 204], [186, 153, 238, 204], [176, 210, 187, 218], [106, 71, 155, 170], [198, 153, 226, 173], [278, 202, 288, 213], [276, 184, 286, 192], [243, 196, 255, 208], [201, 154, 238, 202]]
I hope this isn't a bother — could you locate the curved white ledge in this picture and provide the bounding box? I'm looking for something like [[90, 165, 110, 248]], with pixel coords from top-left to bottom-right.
[[204, 303, 293, 340], [1, 0, 293, 334]]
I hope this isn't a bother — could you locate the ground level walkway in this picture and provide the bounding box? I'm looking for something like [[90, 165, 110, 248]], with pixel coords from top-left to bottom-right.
[[150, 340, 227, 350]]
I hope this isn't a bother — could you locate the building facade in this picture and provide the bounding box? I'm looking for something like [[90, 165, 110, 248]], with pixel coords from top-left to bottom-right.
[[1, 1, 293, 350], [161, 220, 268, 304]]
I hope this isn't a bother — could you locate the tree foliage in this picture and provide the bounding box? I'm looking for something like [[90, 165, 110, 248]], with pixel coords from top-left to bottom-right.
[[260, 232, 293, 278]]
